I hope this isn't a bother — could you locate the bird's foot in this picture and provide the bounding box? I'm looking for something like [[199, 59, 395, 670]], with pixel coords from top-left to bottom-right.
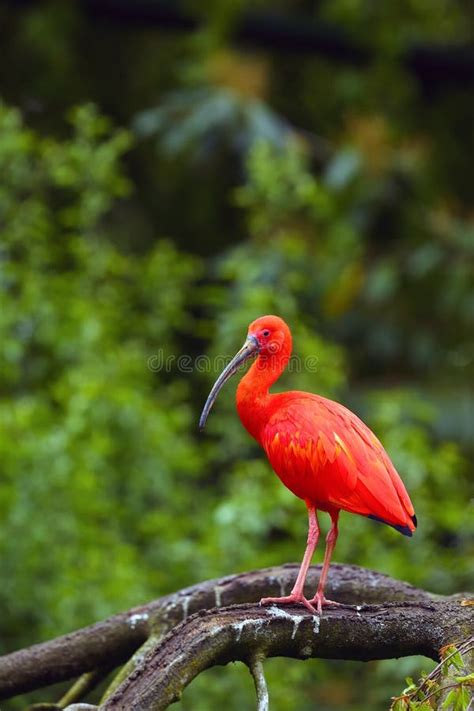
[[308, 592, 341, 616], [260, 592, 317, 615]]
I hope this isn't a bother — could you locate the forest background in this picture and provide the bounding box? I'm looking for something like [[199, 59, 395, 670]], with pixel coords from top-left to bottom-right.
[[0, 1, 472, 709]]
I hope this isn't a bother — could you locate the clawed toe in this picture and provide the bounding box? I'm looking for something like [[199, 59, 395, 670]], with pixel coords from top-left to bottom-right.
[[260, 594, 318, 615], [308, 593, 341, 616]]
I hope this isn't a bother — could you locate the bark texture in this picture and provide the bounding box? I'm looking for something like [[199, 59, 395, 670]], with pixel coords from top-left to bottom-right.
[[0, 564, 471, 710], [102, 599, 472, 711]]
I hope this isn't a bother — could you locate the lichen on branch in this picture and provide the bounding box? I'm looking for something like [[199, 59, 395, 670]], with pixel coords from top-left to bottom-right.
[[0, 565, 471, 710]]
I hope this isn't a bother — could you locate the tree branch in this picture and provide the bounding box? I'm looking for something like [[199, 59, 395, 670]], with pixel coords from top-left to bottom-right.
[[58, 669, 110, 708], [101, 597, 472, 710], [0, 564, 471, 706]]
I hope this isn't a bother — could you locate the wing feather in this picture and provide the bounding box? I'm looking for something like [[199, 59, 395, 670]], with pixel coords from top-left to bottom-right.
[[260, 393, 415, 531]]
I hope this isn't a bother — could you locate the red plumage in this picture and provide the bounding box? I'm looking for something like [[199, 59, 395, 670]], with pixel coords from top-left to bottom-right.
[[260, 393, 415, 532], [200, 314, 416, 614]]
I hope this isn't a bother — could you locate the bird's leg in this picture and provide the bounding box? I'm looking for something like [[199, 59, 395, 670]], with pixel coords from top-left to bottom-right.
[[260, 506, 319, 614], [309, 510, 341, 615]]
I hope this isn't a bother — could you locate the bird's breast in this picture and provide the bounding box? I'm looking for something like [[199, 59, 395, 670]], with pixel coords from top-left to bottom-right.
[[262, 429, 325, 503]]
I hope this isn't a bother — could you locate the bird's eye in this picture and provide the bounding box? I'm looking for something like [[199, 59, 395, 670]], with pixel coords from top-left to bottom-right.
[[262, 329, 271, 337]]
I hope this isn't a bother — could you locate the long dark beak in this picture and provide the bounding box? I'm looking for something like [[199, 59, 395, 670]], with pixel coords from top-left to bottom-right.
[[199, 335, 259, 430]]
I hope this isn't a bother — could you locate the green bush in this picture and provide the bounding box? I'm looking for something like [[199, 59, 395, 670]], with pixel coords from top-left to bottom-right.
[[0, 104, 203, 646]]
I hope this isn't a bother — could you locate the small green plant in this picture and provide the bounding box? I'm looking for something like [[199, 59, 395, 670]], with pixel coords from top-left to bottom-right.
[[391, 638, 474, 710]]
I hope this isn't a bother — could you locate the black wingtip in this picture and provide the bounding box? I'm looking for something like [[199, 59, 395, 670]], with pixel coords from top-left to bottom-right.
[[367, 514, 415, 537], [396, 524, 413, 537], [411, 514, 418, 529]]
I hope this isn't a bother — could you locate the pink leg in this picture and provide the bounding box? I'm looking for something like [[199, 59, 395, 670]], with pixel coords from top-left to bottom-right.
[[309, 510, 341, 615], [260, 506, 320, 614]]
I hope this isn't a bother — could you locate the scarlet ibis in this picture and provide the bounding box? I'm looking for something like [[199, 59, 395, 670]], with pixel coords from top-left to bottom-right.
[[199, 315, 416, 615]]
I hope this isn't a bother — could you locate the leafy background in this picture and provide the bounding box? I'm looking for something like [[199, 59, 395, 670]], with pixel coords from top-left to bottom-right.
[[0, 1, 472, 709]]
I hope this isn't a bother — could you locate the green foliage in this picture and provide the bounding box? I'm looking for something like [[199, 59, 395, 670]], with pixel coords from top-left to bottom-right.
[[0, 104, 204, 646], [235, 135, 474, 388], [390, 641, 474, 711]]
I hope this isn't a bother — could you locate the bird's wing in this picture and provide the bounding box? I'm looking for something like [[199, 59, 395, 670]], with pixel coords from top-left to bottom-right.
[[261, 393, 415, 531]]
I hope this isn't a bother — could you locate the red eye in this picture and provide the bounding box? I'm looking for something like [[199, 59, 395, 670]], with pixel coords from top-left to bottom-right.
[[262, 329, 271, 337]]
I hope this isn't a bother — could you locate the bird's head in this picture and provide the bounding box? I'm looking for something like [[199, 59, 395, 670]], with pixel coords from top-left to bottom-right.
[[199, 315, 291, 430], [247, 315, 291, 357]]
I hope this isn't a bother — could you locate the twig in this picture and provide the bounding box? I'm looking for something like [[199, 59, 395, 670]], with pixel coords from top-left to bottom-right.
[[58, 669, 110, 708], [249, 653, 269, 711], [418, 637, 474, 693]]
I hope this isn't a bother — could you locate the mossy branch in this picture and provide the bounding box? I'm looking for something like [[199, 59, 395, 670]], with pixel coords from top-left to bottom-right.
[[101, 598, 472, 710], [0, 564, 471, 710]]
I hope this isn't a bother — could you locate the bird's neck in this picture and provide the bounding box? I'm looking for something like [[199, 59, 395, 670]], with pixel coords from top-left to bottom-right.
[[236, 343, 291, 440]]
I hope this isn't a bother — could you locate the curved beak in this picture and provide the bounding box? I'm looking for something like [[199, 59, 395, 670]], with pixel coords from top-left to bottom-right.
[[199, 335, 259, 431]]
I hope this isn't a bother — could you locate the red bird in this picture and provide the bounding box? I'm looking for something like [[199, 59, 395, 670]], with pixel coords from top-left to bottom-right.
[[199, 315, 416, 615]]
